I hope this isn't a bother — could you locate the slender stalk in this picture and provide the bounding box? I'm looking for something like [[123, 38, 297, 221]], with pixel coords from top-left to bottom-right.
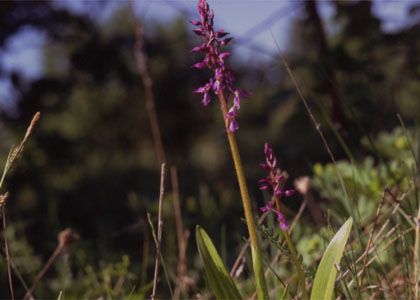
[[24, 229, 78, 300], [151, 163, 166, 300], [24, 245, 63, 300], [217, 91, 268, 299], [134, 23, 166, 165], [414, 201, 420, 299], [2, 204, 14, 300], [170, 166, 189, 299], [272, 196, 308, 300]]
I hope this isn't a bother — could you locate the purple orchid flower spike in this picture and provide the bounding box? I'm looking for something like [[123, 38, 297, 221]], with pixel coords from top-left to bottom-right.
[[191, 0, 249, 132], [258, 143, 294, 231], [259, 201, 274, 213]]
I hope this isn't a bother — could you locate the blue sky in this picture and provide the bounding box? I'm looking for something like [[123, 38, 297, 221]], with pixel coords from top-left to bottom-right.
[[0, 0, 416, 109]]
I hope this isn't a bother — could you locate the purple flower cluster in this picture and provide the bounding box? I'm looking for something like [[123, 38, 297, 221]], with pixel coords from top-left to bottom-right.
[[191, 0, 248, 132], [259, 143, 295, 231]]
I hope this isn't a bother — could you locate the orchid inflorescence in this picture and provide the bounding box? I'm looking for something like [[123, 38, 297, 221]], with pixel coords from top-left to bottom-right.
[[191, 0, 249, 132], [259, 143, 294, 231]]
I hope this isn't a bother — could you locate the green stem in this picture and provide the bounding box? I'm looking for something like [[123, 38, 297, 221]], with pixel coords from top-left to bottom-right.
[[282, 229, 308, 300], [217, 91, 269, 299], [273, 191, 309, 300], [274, 196, 308, 299]]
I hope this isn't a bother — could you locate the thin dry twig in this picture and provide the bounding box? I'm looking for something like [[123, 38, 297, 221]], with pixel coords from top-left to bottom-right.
[[132, 15, 190, 296], [414, 199, 420, 299], [24, 229, 79, 300], [359, 191, 386, 287], [134, 21, 166, 165], [2, 193, 14, 300], [270, 33, 342, 180], [151, 163, 166, 300], [171, 166, 190, 299], [0, 112, 41, 300]]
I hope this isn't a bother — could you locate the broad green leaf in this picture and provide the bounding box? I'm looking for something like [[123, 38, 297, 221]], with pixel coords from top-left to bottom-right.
[[196, 226, 242, 299], [310, 218, 353, 300]]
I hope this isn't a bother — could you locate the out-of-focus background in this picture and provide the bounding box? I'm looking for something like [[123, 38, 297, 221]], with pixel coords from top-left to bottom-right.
[[0, 0, 420, 298]]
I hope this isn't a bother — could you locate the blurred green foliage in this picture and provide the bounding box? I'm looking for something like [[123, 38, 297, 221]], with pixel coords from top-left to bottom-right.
[[313, 126, 417, 222]]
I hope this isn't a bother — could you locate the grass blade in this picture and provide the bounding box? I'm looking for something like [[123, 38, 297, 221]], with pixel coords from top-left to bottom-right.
[[310, 218, 353, 300], [196, 226, 242, 299]]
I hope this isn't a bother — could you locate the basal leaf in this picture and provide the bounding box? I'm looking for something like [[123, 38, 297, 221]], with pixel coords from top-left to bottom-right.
[[310, 218, 353, 300], [196, 226, 242, 299]]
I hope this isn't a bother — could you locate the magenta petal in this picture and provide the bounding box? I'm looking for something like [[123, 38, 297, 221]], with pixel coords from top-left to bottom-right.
[[192, 62, 207, 69], [221, 37, 233, 46], [274, 189, 282, 197], [260, 201, 274, 213], [219, 52, 231, 60], [216, 30, 229, 38], [212, 80, 221, 93], [191, 45, 205, 53], [190, 20, 202, 26], [285, 190, 295, 197], [202, 93, 211, 106], [259, 163, 270, 170], [192, 29, 205, 36], [195, 86, 205, 93], [279, 221, 288, 231], [229, 120, 239, 132]]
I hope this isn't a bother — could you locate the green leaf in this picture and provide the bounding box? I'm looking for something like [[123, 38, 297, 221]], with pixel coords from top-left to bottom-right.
[[196, 226, 242, 299], [310, 218, 353, 300]]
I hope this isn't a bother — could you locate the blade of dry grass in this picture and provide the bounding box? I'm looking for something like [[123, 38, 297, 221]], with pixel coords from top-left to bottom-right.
[[0, 112, 41, 189], [359, 191, 386, 287], [414, 202, 420, 299], [2, 196, 14, 300], [150, 163, 166, 300], [134, 21, 166, 165], [170, 166, 190, 299], [269, 31, 364, 254], [0, 112, 41, 300], [24, 229, 78, 300]]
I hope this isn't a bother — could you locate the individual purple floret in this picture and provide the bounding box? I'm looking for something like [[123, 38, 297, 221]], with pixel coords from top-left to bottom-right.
[[260, 201, 288, 231], [258, 143, 294, 231], [191, 0, 248, 132]]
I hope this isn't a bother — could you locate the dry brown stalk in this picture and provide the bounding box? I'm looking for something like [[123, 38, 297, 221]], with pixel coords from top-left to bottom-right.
[[347, 228, 413, 293], [0, 112, 41, 300], [359, 191, 386, 288], [134, 22, 166, 165], [132, 15, 191, 297], [0, 192, 9, 209], [414, 200, 420, 299], [24, 228, 79, 300], [170, 166, 190, 299], [1, 112, 41, 188], [151, 163, 166, 300], [2, 193, 14, 300]]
